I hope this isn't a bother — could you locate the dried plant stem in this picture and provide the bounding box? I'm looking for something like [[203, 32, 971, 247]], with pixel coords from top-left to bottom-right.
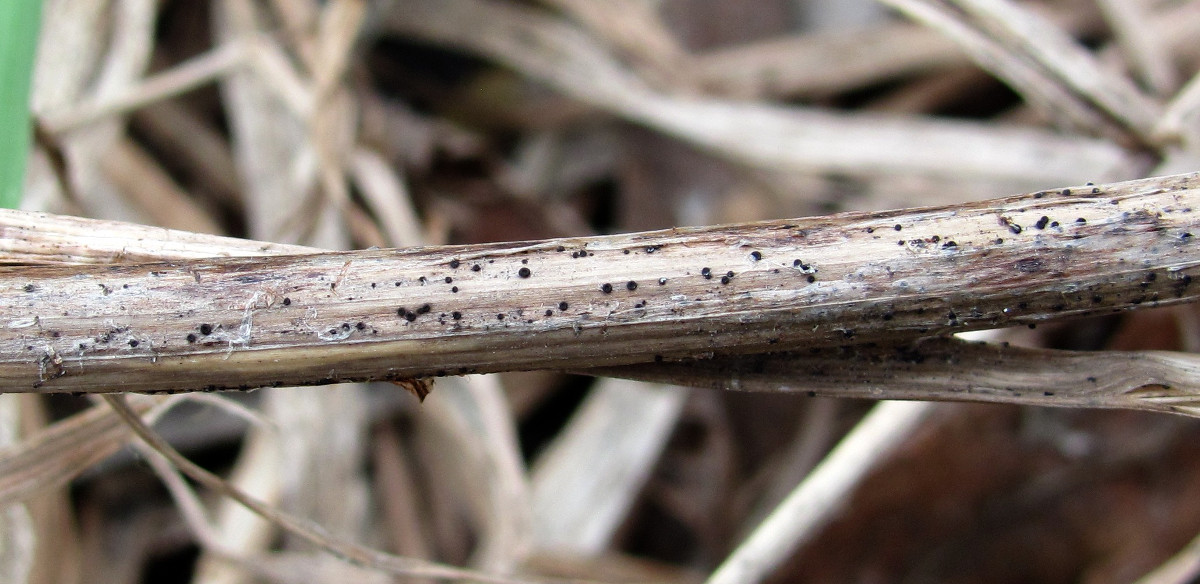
[[4, 173, 1200, 394], [597, 337, 1200, 417]]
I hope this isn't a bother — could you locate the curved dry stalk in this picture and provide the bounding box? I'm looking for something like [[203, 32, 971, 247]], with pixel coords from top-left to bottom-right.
[[4, 173, 1200, 394]]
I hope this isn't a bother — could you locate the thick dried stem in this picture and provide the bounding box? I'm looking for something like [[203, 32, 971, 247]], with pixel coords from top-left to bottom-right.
[[3, 173, 1200, 394]]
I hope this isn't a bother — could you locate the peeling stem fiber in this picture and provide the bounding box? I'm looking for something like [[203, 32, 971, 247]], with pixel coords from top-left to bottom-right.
[[4, 173, 1200, 393]]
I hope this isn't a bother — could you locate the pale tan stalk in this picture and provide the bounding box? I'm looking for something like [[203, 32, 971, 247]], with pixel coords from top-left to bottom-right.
[[3, 173, 1200, 395]]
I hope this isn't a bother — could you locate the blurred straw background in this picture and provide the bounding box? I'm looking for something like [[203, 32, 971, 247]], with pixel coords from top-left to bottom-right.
[[7, 0, 1200, 582]]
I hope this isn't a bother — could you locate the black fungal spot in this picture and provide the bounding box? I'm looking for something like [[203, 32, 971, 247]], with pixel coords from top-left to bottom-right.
[[1044, 391, 1055, 397], [1008, 223, 1023, 234], [518, 267, 532, 278], [1050, 221, 1059, 228], [1061, 189, 1071, 195], [371, 283, 377, 288], [418, 276, 427, 284], [726, 271, 735, 278], [654, 355, 664, 362], [128, 340, 139, 348], [417, 304, 432, 314], [1092, 295, 1103, 303], [23, 283, 36, 292], [792, 260, 801, 267], [341, 323, 351, 331], [882, 311, 894, 321], [942, 241, 957, 249], [404, 312, 417, 322], [623, 250, 630, 255], [866, 227, 875, 234], [356, 322, 366, 330], [521, 259, 528, 264], [451, 286, 459, 293], [601, 283, 613, 294], [931, 235, 940, 243], [186, 333, 197, 343], [559, 301, 569, 310], [1087, 376, 1097, 383], [571, 252, 580, 258], [395, 282, 402, 286], [328, 328, 338, 336], [806, 275, 816, 283], [894, 224, 902, 231], [658, 278, 668, 285], [645, 245, 661, 253], [497, 313, 505, 320], [199, 324, 213, 335], [556, 246, 565, 252], [450, 259, 460, 269], [994, 238, 1004, 245], [807, 391, 817, 398], [452, 311, 462, 320], [445, 277, 453, 284], [721, 276, 730, 285], [898, 240, 905, 245], [1091, 187, 1100, 194], [1076, 218, 1087, 224], [701, 267, 712, 279], [750, 251, 762, 261], [1051, 304, 1065, 311], [1033, 191, 1046, 199], [1182, 232, 1194, 241], [545, 309, 553, 316], [1035, 216, 1050, 230], [626, 281, 638, 291], [471, 264, 481, 272], [947, 311, 957, 321]]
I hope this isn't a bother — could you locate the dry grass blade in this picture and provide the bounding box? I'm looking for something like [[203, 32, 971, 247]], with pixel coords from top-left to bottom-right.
[[530, 379, 686, 553], [40, 40, 249, 135], [704, 400, 933, 584], [385, 0, 1140, 185], [0, 395, 34, 584], [948, 0, 1161, 137], [98, 394, 575, 584], [1095, 0, 1178, 97], [693, 23, 965, 99], [4, 173, 1200, 394], [876, 0, 1144, 140]]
